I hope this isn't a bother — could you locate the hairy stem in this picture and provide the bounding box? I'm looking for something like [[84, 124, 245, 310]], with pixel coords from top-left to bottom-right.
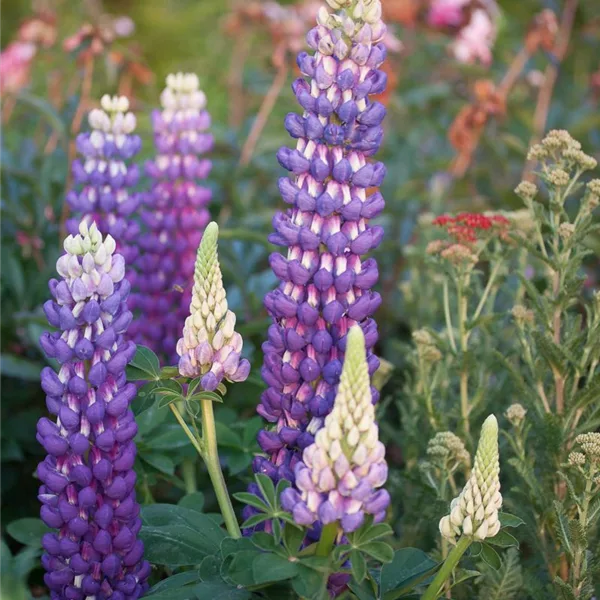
[[443, 278, 457, 354]]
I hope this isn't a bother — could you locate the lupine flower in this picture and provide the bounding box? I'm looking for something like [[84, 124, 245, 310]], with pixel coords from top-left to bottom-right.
[[281, 326, 389, 532], [37, 221, 149, 599], [129, 73, 213, 362], [427, 0, 469, 28], [253, 0, 387, 494], [439, 415, 502, 542], [66, 94, 142, 269], [450, 9, 496, 65], [176, 221, 250, 390]]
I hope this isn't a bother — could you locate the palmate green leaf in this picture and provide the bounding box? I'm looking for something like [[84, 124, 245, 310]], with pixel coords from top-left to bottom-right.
[[252, 553, 299, 584], [360, 542, 394, 563], [127, 346, 162, 380], [255, 473, 277, 507], [0, 354, 43, 382], [486, 529, 519, 548], [480, 543, 501, 570], [223, 549, 262, 586], [233, 492, 270, 512], [283, 522, 305, 555], [291, 564, 329, 600], [178, 492, 205, 513], [240, 514, 270, 529], [498, 512, 525, 529], [141, 452, 175, 475], [450, 569, 480, 590], [146, 571, 202, 598], [140, 504, 226, 567], [6, 518, 50, 548], [379, 548, 439, 598], [350, 550, 367, 583], [192, 581, 251, 600]]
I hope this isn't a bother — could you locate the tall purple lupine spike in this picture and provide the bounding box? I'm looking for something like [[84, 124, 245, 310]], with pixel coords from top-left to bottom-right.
[[37, 221, 149, 599], [252, 0, 387, 494], [66, 94, 142, 269], [129, 73, 213, 362]]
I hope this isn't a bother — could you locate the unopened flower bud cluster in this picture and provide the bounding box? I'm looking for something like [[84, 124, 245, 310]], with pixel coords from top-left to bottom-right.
[[439, 415, 502, 543], [505, 403, 527, 427]]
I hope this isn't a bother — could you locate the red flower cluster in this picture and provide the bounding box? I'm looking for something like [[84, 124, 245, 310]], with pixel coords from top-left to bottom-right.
[[433, 212, 510, 243]]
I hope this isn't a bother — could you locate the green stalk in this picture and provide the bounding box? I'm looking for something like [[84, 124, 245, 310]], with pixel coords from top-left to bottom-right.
[[201, 399, 241, 539], [316, 522, 339, 557], [443, 278, 457, 354], [572, 465, 595, 593], [422, 536, 472, 600], [457, 278, 470, 439]]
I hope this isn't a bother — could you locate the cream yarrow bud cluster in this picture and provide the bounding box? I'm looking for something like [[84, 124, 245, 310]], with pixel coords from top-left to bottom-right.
[[176, 222, 250, 391], [439, 415, 502, 543], [281, 326, 389, 532], [574, 433, 600, 464], [427, 432, 471, 469], [514, 181, 538, 201], [505, 403, 527, 427], [413, 329, 442, 364]]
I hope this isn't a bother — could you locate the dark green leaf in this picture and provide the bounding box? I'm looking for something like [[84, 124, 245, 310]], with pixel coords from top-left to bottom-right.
[[486, 529, 519, 548], [224, 549, 262, 586], [147, 571, 201, 597], [360, 542, 394, 563], [480, 543, 502, 570], [350, 550, 367, 583], [0, 354, 43, 382], [193, 581, 251, 600], [6, 518, 51, 547], [178, 492, 205, 513], [141, 452, 175, 475], [255, 473, 277, 507], [379, 548, 439, 596], [498, 512, 525, 528], [128, 346, 161, 380], [292, 564, 329, 600], [252, 553, 298, 584], [283, 522, 305, 555], [233, 492, 270, 512]]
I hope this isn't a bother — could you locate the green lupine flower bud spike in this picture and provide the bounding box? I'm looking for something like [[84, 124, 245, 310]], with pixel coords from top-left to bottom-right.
[[439, 415, 502, 543], [176, 222, 250, 390]]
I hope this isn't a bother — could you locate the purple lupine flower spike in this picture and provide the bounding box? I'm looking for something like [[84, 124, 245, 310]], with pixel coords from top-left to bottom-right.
[[37, 221, 149, 599], [129, 73, 213, 362], [252, 0, 387, 492], [281, 326, 389, 533], [66, 95, 142, 270]]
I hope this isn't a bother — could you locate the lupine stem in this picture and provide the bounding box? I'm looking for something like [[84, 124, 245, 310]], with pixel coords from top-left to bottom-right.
[[170, 404, 205, 457], [457, 278, 470, 439], [422, 536, 471, 600], [316, 522, 339, 557], [201, 399, 241, 539], [443, 278, 457, 353]]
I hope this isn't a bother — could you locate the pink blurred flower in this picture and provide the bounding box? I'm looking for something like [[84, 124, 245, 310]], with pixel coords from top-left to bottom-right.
[[451, 9, 495, 65], [0, 41, 37, 94], [428, 0, 469, 28]]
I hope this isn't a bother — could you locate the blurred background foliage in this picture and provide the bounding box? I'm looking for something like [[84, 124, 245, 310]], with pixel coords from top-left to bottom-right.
[[1, 0, 600, 596]]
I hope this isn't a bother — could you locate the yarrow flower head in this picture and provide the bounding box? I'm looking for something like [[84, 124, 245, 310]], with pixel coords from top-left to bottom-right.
[[129, 73, 213, 362], [176, 222, 250, 391], [432, 212, 510, 245], [281, 326, 389, 532], [427, 431, 471, 469], [67, 95, 142, 268], [505, 403, 527, 427], [439, 415, 502, 543], [37, 221, 149, 599], [253, 0, 387, 493]]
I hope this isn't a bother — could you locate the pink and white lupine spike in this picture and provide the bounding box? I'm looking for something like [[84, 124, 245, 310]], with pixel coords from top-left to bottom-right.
[[280, 326, 389, 533], [130, 73, 213, 363]]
